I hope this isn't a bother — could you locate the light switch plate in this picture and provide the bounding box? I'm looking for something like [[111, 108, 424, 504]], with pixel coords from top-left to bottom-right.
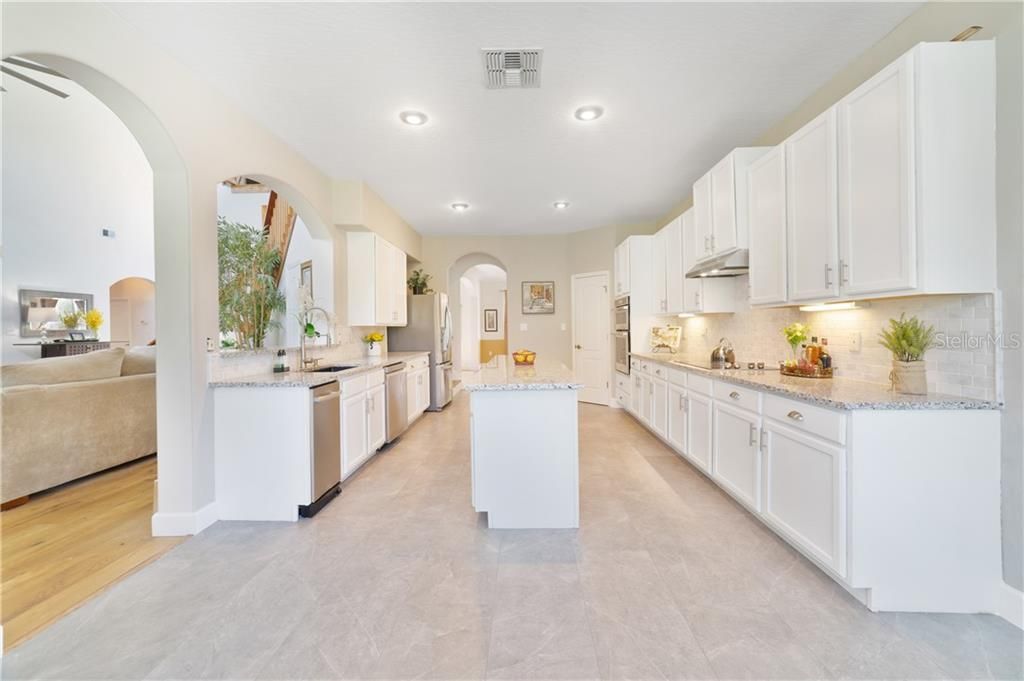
[[560, 323, 567, 331], [849, 332, 862, 352], [519, 323, 528, 332]]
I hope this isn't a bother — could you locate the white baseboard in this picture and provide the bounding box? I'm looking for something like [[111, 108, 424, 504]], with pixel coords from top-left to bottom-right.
[[994, 580, 1024, 630], [151, 501, 218, 537]]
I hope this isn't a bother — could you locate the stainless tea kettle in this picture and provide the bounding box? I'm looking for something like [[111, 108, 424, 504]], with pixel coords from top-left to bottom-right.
[[710, 337, 736, 369]]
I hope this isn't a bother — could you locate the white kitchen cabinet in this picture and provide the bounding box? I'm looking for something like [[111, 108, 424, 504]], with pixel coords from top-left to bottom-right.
[[652, 227, 668, 314], [709, 155, 738, 255], [639, 372, 652, 426], [408, 367, 429, 422], [761, 420, 846, 577], [667, 384, 688, 454], [341, 392, 369, 477], [417, 368, 430, 413], [367, 382, 386, 453], [747, 144, 788, 306], [712, 401, 761, 512], [345, 232, 408, 327], [614, 240, 630, 296], [686, 391, 713, 474], [680, 209, 736, 314], [692, 171, 714, 261], [664, 217, 685, 313], [786, 108, 840, 302], [651, 375, 668, 438]]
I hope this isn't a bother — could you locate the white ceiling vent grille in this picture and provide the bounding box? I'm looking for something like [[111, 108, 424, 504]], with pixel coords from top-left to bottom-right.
[[482, 49, 542, 89]]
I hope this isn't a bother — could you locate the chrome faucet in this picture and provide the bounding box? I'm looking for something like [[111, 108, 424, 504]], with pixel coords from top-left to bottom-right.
[[300, 306, 333, 371]]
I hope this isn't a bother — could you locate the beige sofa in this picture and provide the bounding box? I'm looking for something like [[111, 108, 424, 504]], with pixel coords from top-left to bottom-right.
[[1, 347, 156, 503]]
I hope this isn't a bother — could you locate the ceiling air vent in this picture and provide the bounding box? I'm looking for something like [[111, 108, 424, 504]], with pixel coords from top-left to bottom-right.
[[482, 49, 542, 89]]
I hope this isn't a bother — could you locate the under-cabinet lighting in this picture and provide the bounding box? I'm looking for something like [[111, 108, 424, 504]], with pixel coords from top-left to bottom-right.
[[450, 202, 470, 212], [677, 313, 695, 319], [798, 301, 869, 312]]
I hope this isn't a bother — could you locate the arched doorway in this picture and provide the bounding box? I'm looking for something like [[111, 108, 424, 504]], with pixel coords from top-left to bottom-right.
[[109, 277, 156, 348], [458, 264, 508, 375], [447, 253, 508, 377]]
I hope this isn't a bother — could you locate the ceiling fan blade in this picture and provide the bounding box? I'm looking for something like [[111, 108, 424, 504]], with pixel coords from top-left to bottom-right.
[[2, 57, 68, 79], [0, 66, 69, 99]]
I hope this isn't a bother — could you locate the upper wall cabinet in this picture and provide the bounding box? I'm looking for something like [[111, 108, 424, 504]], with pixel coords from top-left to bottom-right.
[[747, 145, 788, 306], [614, 239, 631, 296], [680, 209, 736, 315], [345, 232, 407, 327], [693, 148, 770, 263], [746, 41, 996, 306], [651, 217, 684, 314]]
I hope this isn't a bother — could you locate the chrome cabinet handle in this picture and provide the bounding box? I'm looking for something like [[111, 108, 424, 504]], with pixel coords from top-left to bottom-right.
[[787, 410, 804, 422], [825, 263, 834, 288], [710, 234, 716, 252], [704, 235, 710, 252], [840, 259, 850, 285], [729, 391, 741, 400], [760, 428, 768, 451], [748, 423, 757, 447]]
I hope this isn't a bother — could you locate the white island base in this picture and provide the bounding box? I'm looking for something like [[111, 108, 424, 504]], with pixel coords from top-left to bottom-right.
[[468, 359, 581, 529]]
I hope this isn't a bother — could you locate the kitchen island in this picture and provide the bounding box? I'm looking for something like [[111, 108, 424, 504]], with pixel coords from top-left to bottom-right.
[[465, 356, 582, 529]]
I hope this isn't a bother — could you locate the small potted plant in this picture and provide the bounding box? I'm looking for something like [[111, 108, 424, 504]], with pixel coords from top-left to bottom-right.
[[363, 331, 385, 357], [84, 309, 104, 339], [879, 314, 936, 395], [781, 322, 810, 364], [407, 269, 434, 295]]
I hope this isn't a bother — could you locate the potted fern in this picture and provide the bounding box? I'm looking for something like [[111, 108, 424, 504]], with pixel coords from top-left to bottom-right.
[[878, 314, 936, 395]]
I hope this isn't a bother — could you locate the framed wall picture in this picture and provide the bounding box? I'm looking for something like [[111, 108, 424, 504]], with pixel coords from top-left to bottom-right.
[[483, 308, 498, 333], [522, 281, 555, 315], [300, 260, 313, 297]]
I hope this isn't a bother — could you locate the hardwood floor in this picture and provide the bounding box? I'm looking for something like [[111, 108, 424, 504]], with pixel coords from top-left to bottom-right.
[[0, 457, 182, 651]]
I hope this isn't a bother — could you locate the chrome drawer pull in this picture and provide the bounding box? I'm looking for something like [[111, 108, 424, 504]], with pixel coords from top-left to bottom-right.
[[748, 424, 757, 447], [729, 391, 741, 400], [787, 410, 804, 421]]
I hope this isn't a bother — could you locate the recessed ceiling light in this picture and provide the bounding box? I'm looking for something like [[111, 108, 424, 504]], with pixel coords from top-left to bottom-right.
[[399, 110, 428, 126], [451, 202, 470, 212], [574, 105, 604, 122], [553, 201, 570, 210]]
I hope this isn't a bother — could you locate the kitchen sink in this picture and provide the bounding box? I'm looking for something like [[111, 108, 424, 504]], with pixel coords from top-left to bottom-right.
[[310, 365, 357, 373]]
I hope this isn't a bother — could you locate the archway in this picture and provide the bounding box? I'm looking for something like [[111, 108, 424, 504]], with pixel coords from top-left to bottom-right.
[[447, 253, 508, 377], [6, 54, 194, 535], [109, 277, 156, 347]]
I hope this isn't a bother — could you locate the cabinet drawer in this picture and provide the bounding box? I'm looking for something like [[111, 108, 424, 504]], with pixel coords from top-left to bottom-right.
[[406, 355, 429, 370], [763, 394, 846, 445], [340, 374, 367, 398], [366, 369, 385, 388], [639, 361, 652, 374], [667, 367, 687, 387], [714, 381, 762, 413], [649, 362, 668, 380], [686, 373, 713, 396], [630, 357, 641, 372], [616, 373, 631, 395]]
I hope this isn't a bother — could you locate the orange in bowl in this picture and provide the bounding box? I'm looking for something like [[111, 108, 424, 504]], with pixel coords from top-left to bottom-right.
[[512, 350, 536, 366]]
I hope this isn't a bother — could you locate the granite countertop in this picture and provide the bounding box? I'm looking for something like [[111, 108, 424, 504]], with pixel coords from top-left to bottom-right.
[[209, 351, 430, 389], [464, 356, 582, 391], [630, 352, 1000, 411]]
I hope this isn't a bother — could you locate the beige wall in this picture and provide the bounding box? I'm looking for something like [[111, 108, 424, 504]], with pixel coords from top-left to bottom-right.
[[652, 2, 1024, 592], [333, 180, 422, 260]]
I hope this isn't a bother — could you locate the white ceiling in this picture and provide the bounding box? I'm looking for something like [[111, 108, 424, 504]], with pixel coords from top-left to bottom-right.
[[107, 2, 921, 236]]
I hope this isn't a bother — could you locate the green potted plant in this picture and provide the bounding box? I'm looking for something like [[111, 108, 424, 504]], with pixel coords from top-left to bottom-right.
[[407, 269, 433, 295], [781, 322, 810, 364], [217, 217, 286, 350], [878, 314, 936, 395]]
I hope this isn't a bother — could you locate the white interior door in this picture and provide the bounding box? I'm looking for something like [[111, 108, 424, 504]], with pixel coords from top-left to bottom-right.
[[109, 298, 132, 346], [572, 271, 610, 406]]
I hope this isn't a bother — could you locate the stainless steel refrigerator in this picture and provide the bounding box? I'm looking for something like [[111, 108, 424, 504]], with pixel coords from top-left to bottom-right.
[[388, 293, 453, 411]]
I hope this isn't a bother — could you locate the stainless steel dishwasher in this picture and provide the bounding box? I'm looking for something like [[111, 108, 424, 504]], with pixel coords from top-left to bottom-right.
[[385, 361, 408, 444], [299, 381, 341, 517]]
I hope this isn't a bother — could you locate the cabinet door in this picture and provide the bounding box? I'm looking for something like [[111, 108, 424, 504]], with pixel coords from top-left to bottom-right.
[[667, 385, 688, 454], [374, 236, 392, 325], [652, 228, 668, 313], [639, 374, 652, 425], [615, 242, 631, 295], [391, 246, 407, 326], [651, 377, 668, 438], [786, 109, 839, 302], [680, 210, 702, 312], [692, 172, 714, 261], [712, 402, 761, 511], [367, 383, 386, 452], [665, 217, 684, 313], [419, 369, 431, 413], [837, 54, 916, 296], [762, 421, 846, 577], [407, 371, 418, 418], [748, 145, 788, 305], [630, 374, 643, 414], [686, 392, 712, 473], [342, 393, 368, 476], [710, 154, 738, 254]]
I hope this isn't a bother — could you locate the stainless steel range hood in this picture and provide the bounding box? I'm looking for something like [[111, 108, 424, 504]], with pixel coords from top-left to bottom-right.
[[686, 248, 749, 278]]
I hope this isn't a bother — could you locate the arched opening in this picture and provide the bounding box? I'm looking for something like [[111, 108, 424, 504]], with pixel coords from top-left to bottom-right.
[[447, 253, 508, 381], [109, 277, 156, 348]]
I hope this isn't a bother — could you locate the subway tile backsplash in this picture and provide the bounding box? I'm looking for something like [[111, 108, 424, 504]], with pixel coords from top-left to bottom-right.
[[651, 280, 1000, 402]]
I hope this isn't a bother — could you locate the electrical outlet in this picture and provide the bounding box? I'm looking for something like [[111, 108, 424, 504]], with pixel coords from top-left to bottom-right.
[[560, 323, 566, 331], [849, 332, 862, 352]]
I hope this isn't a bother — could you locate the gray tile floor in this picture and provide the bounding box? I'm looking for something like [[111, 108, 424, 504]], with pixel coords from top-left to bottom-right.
[[5, 395, 1021, 680]]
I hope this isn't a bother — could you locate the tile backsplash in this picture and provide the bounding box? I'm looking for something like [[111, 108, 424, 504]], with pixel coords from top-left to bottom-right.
[[208, 325, 385, 382], [649, 278, 1000, 401]]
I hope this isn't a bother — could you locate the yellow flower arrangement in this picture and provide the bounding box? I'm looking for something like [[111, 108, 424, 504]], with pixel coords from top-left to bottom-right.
[[85, 309, 104, 333], [362, 332, 385, 344]]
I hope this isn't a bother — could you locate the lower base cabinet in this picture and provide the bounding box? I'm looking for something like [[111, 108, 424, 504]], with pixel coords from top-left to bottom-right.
[[712, 402, 762, 511], [667, 384, 688, 453], [761, 420, 846, 577], [408, 366, 429, 421], [341, 369, 385, 479], [686, 392, 713, 473], [367, 383, 386, 452], [342, 393, 369, 476], [651, 377, 668, 438]]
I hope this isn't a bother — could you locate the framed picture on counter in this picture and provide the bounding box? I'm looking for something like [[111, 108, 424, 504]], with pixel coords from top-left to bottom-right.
[[522, 281, 554, 315]]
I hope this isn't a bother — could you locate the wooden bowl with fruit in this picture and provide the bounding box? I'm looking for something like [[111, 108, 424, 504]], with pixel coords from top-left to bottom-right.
[[512, 350, 536, 366]]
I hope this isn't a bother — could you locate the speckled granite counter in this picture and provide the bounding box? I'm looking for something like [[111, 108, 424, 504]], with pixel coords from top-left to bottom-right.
[[209, 351, 430, 389], [630, 352, 1000, 411], [464, 356, 582, 391]]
